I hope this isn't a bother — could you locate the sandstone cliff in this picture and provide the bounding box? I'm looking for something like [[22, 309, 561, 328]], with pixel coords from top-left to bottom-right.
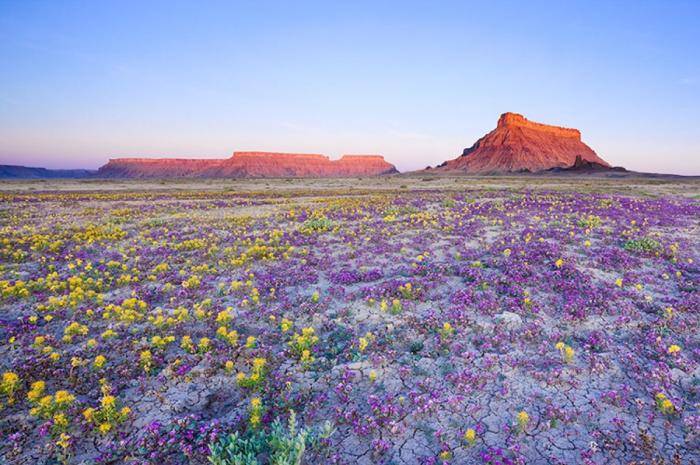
[[97, 152, 398, 178], [434, 113, 612, 173]]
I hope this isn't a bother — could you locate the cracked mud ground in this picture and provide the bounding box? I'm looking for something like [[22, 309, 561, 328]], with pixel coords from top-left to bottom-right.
[[0, 177, 698, 464]]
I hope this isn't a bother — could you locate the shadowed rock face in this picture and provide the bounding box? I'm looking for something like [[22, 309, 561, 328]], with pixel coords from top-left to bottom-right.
[[0, 165, 95, 179], [434, 113, 612, 173], [97, 152, 398, 178]]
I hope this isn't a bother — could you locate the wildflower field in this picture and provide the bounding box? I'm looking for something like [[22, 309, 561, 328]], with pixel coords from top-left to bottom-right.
[[0, 178, 698, 465]]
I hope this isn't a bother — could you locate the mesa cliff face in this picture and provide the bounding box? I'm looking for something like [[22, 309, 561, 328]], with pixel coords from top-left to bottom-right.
[[97, 152, 398, 178], [434, 113, 612, 173]]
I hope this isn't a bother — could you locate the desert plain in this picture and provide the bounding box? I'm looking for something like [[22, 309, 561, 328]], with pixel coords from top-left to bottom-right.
[[0, 176, 698, 465]]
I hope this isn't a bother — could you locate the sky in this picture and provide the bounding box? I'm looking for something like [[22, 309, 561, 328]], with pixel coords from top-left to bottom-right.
[[1, 0, 699, 174]]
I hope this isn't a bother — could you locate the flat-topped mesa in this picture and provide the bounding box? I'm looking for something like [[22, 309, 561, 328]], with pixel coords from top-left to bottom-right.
[[229, 151, 330, 161], [497, 112, 581, 140], [216, 151, 397, 177], [332, 154, 398, 176], [338, 154, 389, 164], [97, 151, 398, 178], [432, 112, 612, 174], [339, 154, 385, 160], [97, 157, 223, 178], [107, 157, 220, 162]]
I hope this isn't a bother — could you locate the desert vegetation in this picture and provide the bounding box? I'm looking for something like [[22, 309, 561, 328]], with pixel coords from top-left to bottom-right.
[[0, 178, 698, 464]]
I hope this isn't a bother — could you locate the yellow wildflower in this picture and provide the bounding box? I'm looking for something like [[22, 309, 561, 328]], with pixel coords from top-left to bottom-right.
[[54, 390, 75, 406], [464, 428, 476, 445], [83, 407, 95, 422], [517, 410, 530, 431], [56, 433, 71, 449]]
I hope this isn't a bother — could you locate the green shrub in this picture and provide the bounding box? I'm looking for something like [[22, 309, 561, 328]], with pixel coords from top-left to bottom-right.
[[208, 411, 334, 465], [623, 237, 661, 254], [300, 217, 333, 234], [209, 430, 266, 465], [577, 214, 602, 229]]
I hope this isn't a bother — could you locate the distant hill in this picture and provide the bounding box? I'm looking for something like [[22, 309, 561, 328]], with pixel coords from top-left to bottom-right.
[[0, 165, 96, 179]]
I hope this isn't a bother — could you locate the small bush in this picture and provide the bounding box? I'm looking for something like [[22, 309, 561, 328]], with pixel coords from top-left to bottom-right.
[[300, 217, 333, 234], [623, 237, 661, 254], [577, 214, 602, 229], [208, 411, 334, 465]]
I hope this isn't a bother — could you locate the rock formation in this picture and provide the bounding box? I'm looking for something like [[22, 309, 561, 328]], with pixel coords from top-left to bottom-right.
[[96, 152, 398, 178], [0, 165, 95, 179], [433, 112, 612, 173]]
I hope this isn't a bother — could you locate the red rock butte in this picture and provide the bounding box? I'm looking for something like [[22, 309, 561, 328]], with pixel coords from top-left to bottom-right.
[[97, 152, 398, 178], [433, 112, 611, 173]]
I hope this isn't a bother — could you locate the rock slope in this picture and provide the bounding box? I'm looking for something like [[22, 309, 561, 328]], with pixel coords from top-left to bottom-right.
[[97, 152, 398, 178], [434, 112, 612, 173]]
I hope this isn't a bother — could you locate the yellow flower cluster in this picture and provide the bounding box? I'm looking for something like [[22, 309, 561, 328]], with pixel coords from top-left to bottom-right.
[[63, 321, 89, 342], [237, 357, 267, 390], [439, 322, 454, 339], [216, 326, 239, 346], [280, 318, 293, 333], [0, 371, 20, 408], [464, 428, 476, 446], [667, 344, 681, 355], [71, 223, 126, 245], [151, 335, 175, 350], [139, 350, 153, 373], [101, 298, 147, 323], [83, 383, 131, 434], [516, 410, 530, 432], [93, 355, 107, 369], [182, 275, 201, 290], [27, 383, 75, 434], [555, 341, 575, 364], [215, 308, 233, 325], [664, 307, 674, 319], [249, 397, 264, 428], [101, 329, 117, 340], [358, 332, 373, 353], [289, 327, 319, 364], [197, 337, 211, 353], [379, 298, 402, 314], [655, 393, 675, 415], [175, 238, 207, 251], [180, 335, 196, 353], [398, 282, 418, 299], [0, 280, 30, 299], [149, 306, 190, 328]]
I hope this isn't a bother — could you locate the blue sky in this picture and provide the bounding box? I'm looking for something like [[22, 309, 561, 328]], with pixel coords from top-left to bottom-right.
[[1, 0, 699, 174]]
